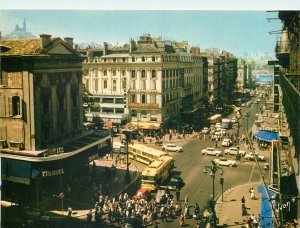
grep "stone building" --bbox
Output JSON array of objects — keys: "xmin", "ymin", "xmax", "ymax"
[
  {"xmin": 0, "ymin": 35, "xmax": 111, "ymax": 207},
  {"xmin": 82, "ymin": 34, "xmax": 208, "ymax": 130}
]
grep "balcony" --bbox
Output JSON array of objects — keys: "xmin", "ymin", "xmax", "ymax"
[{"xmin": 275, "ymin": 41, "xmax": 290, "ymax": 68}]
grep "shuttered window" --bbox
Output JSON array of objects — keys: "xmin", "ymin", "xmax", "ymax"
[{"xmin": 0, "ymin": 95, "xmax": 5, "ymax": 116}]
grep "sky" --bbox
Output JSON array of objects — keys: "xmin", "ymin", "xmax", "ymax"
[{"xmin": 0, "ymin": 0, "xmax": 298, "ymax": 57}]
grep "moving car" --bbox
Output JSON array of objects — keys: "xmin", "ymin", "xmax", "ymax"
[
  {"xmin": 201, "ymin": 147, "xmax": 222, "ymax": 156},
  {"xmin": 224, "ymin": 147, "xmax": 246, "ymax": 156},
  {"xmin": 162, "ymin": 143, "xmax": 183, "ymax": 152},
  {"xmin": 245, "ymin": 152, "xmax": 265, "ymax": 161},
  {"xmin": 221, "ymin": 138, "xmax": 232, "ymax": 147},
  {"xmin": 167, "ymin": 175, "xmax": 184, "ymax": 191},
  {"xmin": 134, "ymin": 188, "xmax": 151, "ymax": 201},
  {"xmin": 213, "ymin": 158, "xmax": 237, "ymax": 167},
  {"xmin": 201, "ymin": 127, "xmax": 210, "ymax": 134}
]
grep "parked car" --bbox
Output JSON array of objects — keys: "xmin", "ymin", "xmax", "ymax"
[
  {"xmin": 134, "ymin": 188, "xmax": 151, "ymax": 201},
  {"xmin": 201, "ymin": 127, "xmax": 210, "ymax": 134},
  {"xmin": 224, "ymin": 147, "xmax": 246, "ymax": 156},
  {"xmin": 167, "ymin": 175, "xmax": 184, "ymax": 191},
  {"xmin": 201, "ymin": 147, "xmax": 222, "ymax": 156},
  {"xmin": 245, "ymin": 152, "xmax": 265, "ymax": 161},
  {"xmin": 213, "ymin": 158, "xmax": 237, "ymax": 167},
  {"xmin": 215, "ymin": 123, "xmax": 222, "ymax": 128},
  {"xmin": 162, "ymin": 143, "xmax": 183, "ymax": 152},
  {"xmin": 221, "ymin": 138, "xmax": 232, "ymax": 147}
]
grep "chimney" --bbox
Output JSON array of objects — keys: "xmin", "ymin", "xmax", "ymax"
[
  {"xmin": 40, "ymin": 34, "xmax": 52, "ymax": 48},
  {"xmin": 64, "ymin": 37, "xmax": 74, "ymax": 48},
  {"xmin": 103, "ymin": 42, "xmax": 108, "ymax": 56},
  {"xmin": 130, "ymin": 39, "xmax": 136, "ymax": 53}
]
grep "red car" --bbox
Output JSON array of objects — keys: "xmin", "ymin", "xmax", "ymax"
[{"xmin": 134, "ymin": 188, "xmax": 150, "ymax": 200}]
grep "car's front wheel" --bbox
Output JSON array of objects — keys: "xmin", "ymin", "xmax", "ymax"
[{"xmin": 229, "ymin": 164, "xmax": 233, "ymax": 167}]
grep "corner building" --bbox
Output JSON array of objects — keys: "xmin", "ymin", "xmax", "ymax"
[{"xmin": 0, "ymin": 35, "xmax": 111, "ymax": 207}]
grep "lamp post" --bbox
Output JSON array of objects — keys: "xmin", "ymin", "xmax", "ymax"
[
  {"xmin": 204, "ymin": 161, "xmax": 224, "ymax": 228},
  {"xmin": 110, "ymin": 121, "xmax": 114, "ymax": 159},
  {"xmin": 245, "ymin": 112, "xmax": 250, "ymax": 133},
  {"xmin": 122, "ymin": 131, "xmax": 132, "ymax": 184}
]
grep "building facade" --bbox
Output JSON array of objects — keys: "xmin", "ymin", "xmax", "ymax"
[
  {"xmin": 82, "ymin": 34, "xmax": 208, "ymax": 130},
  {"xmin": 0, "ymin": 35, "xmax": 111, "ymax": 207}
]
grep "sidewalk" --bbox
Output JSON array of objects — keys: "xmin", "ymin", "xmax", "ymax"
[{"xmin": 215, "ymin": 182, "xmax": 262, "ymax": 227}]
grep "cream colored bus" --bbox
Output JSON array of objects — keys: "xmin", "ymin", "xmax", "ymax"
[
  {"xmin": 127, "ymin": 144, "xmax": 168, "ymax": 165},
  {"xmin": 141, "ymin": 156, "xmax": 174, "ymax": 191}
]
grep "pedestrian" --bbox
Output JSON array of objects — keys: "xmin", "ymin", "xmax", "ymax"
[
  {"xmin": 86, "ymin": 209, "xmax": 92, "ymax": 225},
  {"xmin": 249, "ymin": 187, "xmax": 256, "ymax": 199},
  {"xmin": 179, "ymin": 214, "xmax": 184, "ymax": 226},
  {"xmin": 176, "ymin": 190, "xmax": 180, "ymax": 202},
  {"xmin": 67, "ymin": 206, "xmax": 72, "ymax": 217},
  {"xmin": 241, "ymin": 196, "xmax": 247, "ymax": 216},
  {"xmin": 184, "ymin": 195, "xmax": 189, "ymax": 204},
  {"xmin": 215, "ymin": 141, "xmax": 218, "ymax": 148}
]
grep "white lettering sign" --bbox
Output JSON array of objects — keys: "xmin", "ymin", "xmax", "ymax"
[{"xmin": 42, "ymin": 169, "xmax": 65, "ymax": 177}]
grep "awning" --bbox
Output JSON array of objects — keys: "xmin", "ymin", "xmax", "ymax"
[
  {"xmin": 255, "ymin": 130, "xmax": 279, "ymax": 142},
  {"xmin": 129, "ymin": 121, "xmax": 160, "ymax": 130}
]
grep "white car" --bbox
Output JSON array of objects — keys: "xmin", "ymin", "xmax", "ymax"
[
  {"xmin": 215, "ymin": 123, "xmax": 222, "ymax": 128},
  {"xmin": 221, "ymin": 138, "xmax": 232, "ymax": 147},
  {"xmin": 201, "ymin": 127, "xmax": 210, "ymax": 134},
  {"xmin": 245, "ymin": 152, "xmax": 265, "ymax": 161},
  {"xmin": 231, "ymin": 117, "xmax": 237, "ymax": 123},
  {"xmin": 219, "ymin": 129, "xmax": 226, "ymax": 135},
  {"xmin": 201, "ymin": 147, "xmax": 222, "ymax": 156},
  {"xmin": 213, "ymin": 158, "xmax": 237, "ymax": 167},
  {"xmin": 162, "ymin": 143, "xmax": 183, "ymax": 152},
  {"xmin": 224, "ymin": 147, "xmax": 246, "ymax": 156}
]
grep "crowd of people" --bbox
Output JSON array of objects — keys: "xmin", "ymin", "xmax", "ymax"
[{"xmin": 82, "ymin": 188, "xmax": 208, "ymax": 227}]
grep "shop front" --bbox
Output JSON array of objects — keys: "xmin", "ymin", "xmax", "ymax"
[{"xmin": 1, "ymin": 133, "xmax": 112, "ymax": 208}]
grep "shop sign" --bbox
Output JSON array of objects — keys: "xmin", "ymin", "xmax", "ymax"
[
  {"xmin": 42, "ymin": 168, "xmax": 65, "ymax": 177},
  {"xmin": 128, "ymin": 103, "xmax": 159, "ymax": 109}
]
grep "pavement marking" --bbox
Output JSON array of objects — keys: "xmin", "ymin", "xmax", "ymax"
[{"xmin": 248, "ymin": 161, "xmax": 257, "ymax": 183}]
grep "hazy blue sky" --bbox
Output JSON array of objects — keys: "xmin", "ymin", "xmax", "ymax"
[{"xmin": 0, "ymin": 10, "xmax": 283, "ymax": 57}]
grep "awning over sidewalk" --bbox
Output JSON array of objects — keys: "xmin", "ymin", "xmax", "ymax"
[
  {"xmin": 258, "ymin": 184, "xmax": 274, "ymax": 228},
  {"xmin": 129, "ymin": 121, "xmax": 160, "ymax": 130},
  {"xmin": 255, "ymin": 130, "xmax": 279, "ymax": 142}
]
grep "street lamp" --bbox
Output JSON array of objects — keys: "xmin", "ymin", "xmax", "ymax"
[
  {"xmin": 122, "ymin": 131, "xmax": 133, "ymax": 184},
  {"xmin": 203, "ymin": 160, "xmax": 224, "ymax": 228},
  {"xmin": 245, "ymin": 112, "xmax": 250, "ymax": 133}
]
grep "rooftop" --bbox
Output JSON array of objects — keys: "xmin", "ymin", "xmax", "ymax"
[{"xmin": 0, "ymin": 38, "xmax": 43, "ymax": 56}]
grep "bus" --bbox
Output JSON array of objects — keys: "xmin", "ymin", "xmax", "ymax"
[
  {"xmin": 127, "ymin": 144, "xmax": 169, "ymax": 165},
  {"xmin": 208, "ymin": 114, "xmax": 222, "ymax": 124},
  {"xmin": 221, "ymin": 118, "xmax": 232, "ymax": 129},
  {"xmin": 141, "ymin": 156, "xmax": 174, "ymax": 191}
]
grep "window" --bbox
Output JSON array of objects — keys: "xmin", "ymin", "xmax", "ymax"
[
  {"xmin": 162, "ymin": 81, "xmax": 165, "ymax": 89},
  {"xmin": 142, "ymin": 56, "xmax": 145, "ymax": 62},
  {"xmin": 141, "ymin": 94, "xmax": 146, "ymax": 103},
  {"xmin": 151, "ymin": 94, "xmax": 156, "ymax": 103},
  {"xmin": 141, "ymin": 70, "xmax": 146, "ymax": 78},
  {"xmin": 104, "ymin": 80, "xmax": 107, "ymax": 89},
  {"xmin": 103, "ymin": 58, "xmax": 107, "ymax": 62},
  {"xmin": 131, "ymin": 70, "xmax": 136, "ymax": 78},
  {"xmin": 102, "ymin": 98, "xmax": 114, "ymax": 103},
  {"xmin": 116, "ymin": 98, "xmax": 123, "ymax": 104},
  {"xmin": 113, "ymin": 70, "xmax": 116, "ymax": 76},
  {"xmin": 151, "ymin": 70, "xmax": 156, "ymax": 78},
  {"xmin": 152, "ymin": 56, "xmax": 155, "ymax": 62},
  {"xmin": 131, "ymin": 94, "xmax": 136, "ymax": 103},
  {"xmin": 131, "ymin": 110, "xmax": 137, "ymax": 117},
  {"xmin": 122, "ymin": 57, "xmax": 126, "ymax": 62},
  {"xmin": 113, "ymin": 80, "xmax": 117, "ymax": 91},
  {"xmin": 102, "ymin": 107, "xmax": 114, "ymax": 113},
  {"xmin": 103, "ymin": 70, "xmax": 107, "ymax": 76},
  {"xmin": 115, "ymin": 108, "xmax": 124, "ymax": 114},
  {"xmin": 141, "ymin": 110, "xmax": 147, "ymax": 118},
  {"xmin": 113, "ymin": 58, "xmax": 116, "ymax": 62},
  {"xmin": 162, "ymin": 70, "xmax": 165, "ymax": 78},
  {"xmin": 122, "ymin": 70, "xmax": 126, "ymax": 76},
  {"xmin": 22, "ymin": 100, "xmax": 27, "ymax": 122},
  {"xmin": 132, "ymin": 57, "xmax": 135, "ymax": 62},
  {"xmin": 10, "ymin": 96, "xmax": 20, "ymax": 116}
]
